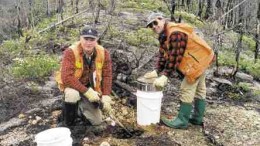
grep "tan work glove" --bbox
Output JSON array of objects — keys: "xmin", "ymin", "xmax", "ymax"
[
  {"xmin": 83, "ymin": 88, "xmax": 100, "ymax": 102},
  {"xmin": 101, "ymin": 95, "xmax": 112, "ymax": 113},
  {"xmin": 144, "ymin": 70, "xmax": 158, "ymax": 79},
  {"xmin": 153, "ymin": 75, "xmax": 168, "ymax": 90}
]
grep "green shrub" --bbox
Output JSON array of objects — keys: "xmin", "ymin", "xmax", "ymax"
[
  {"xmin": 218, "ymin": 50, "xmax": 260, "ymax": 78},
  {"xmin": 107, "ymin": 26, "xmax": 121, "ymax": 38},
  {"xmin": 119, "ymin": 0, "xmax": 166, "ymax": 12},
  {"xmin": 1, "ymin": 40, "xmax": 22, "ymax": 53},
  {"xmin": 253, "ymin": 90, "xmax": 260, "ymax": 97},
  {"xmin": 36, "ymin": 16, "xmax": 57, "ymax": 30},
  {"xmin": 175, "ymin": 11, "xmax": 204, "ymax": 27},
  {"xmin": 242, "ymin": 35, "xmax": 256, "ymax": 51},
  {"xmin": 218, "ymin": 51, "xmax": 236, "ymax": 66},
  {"xmin": 237, "ymin": 82, "xmax": 251, "ymax": 92},
  {"xmin": 11, "ymin": 54, "xmax": 59, "ymax": 80},
  {"xmin": 125, "ymin": 28, "xmax": 157, "ymax": 46}
]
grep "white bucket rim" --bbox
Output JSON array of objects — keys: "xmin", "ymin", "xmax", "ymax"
[
  {"xmin": 136, "ymin": 90, "xmax": 163, "ymax": 99},
  {"xmin": 35, "ymin": 127, "xmax": 71, "ymax": 143}
]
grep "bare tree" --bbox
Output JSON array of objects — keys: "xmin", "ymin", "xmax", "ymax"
[
  {"xmin": 162, "ymin": 0, "xmax": 178, "ymax": 22},
  {"xmin": 16, "ymin": 0, "xmax": 23, "ymax": 37},
  {"xmin": 56, "ymin": 0, "xmax": 64, "ymax": 22},
  {"xmin": 213, "ymin": 28, "xmax": 222, "ymax": 75},
  {"xmin": 214, "ymin": 0, "xmax": 223, "ymax": 20},
  {"xmin": 107, "ymin": 0, "xmax": 116, "ymax": 15},
  {"xmin": 46, "ymin": 0, "xmax": 51, "ymax": 16},
  {"xmin": 224, "ymin": 0, "xmax": 233, "ymax": 29},
  {"xmin": 198, "ymin": 0, "xmax": 205, "ymax": 18},
  {"xmin": 28, "ymin": 0, "xmax": 35, "ymax": 28},
  {"xmin": 75, "ymin": 0, "xmax": 79, "ymax": 14},
  {"xmin": 255, "ymin": 2, "xmax": 260, "ymax": 63},
  {"xmin": 204, "ymin": 0, "xmax": 213, "ymax": 19},
  {"xmin": 186, "ymin": 0, "xmax": 191, "ymax": 11},
  {"xmin": 171, "ymin": 0, "xmax": 176, "ymax": 21},
  {"xmin": 89, "ymin": 0, "xmax": 102, "ymax": 24},
  {"xmin": 233, "ymin": 0, "xmax": 245, "ymax": 77}
]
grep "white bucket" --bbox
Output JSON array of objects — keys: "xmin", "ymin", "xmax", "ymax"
[
  {"xmin": 35, "ymin": 127, "xmax": 73, "ymax": 146},
  {"xmin": 136, "ymin": 90, "xmax": 163, "ymax": 125}
]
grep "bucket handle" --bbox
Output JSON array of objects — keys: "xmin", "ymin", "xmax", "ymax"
[{"xmin": 139, "ymin": 100, "xmax": 160, "ymax": 111}]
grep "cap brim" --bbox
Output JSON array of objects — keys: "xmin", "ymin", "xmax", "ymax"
[
  {"xmin": 146, "ymin": 19, "xmax": 156, "ymax": 27},
  {"xmin": 81, "ymin": 35, "xmax": 98, "ymax": 39}
]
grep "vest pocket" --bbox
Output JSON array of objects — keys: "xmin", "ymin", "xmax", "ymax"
[{"xmin": 179, "ymin": 53, "xmax": 201, "ymax": 76}]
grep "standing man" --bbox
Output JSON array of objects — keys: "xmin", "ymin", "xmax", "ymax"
[
  {"xmin": 55, "ymin": 27, "xmax": 113, "ymax": 127},
  {"xmin": 144, "ymin": 13, "xmax": 214, "ymax": 129}
]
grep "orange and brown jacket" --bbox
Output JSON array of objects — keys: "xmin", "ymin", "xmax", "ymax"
[
  {"xmin": 55, "ymin": 42, "xmax": 112, "ymax": 95},
  {"xmin": 157, "ymin": 22, "xmax": 214, "ymax": 83}
]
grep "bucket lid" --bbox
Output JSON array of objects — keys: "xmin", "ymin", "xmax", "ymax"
[{"xmin": 35, "ymin": 127, "xmax": 71, "ymax": 143}]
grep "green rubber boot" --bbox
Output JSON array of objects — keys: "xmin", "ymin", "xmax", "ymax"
[
  {"xmin": 161, "ymin": 102, "xmax": 192, "ymax": 129},
  {"xmin": 189, "ymin": 98, "xmax": 205, "ymax": 125}
]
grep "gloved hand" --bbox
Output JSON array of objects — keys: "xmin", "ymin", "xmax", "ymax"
[
  {"xmin": 144, "ymin": 70, "xmax": 158, "ymax": 79},
  {"xmin": 101, "ymin": 95, "xmax": 112, "ymax": 113},
  {"xmin": 153, "ymin": 75, "xmax": 168, "ymax": 90},
  {"xmin": 84, "ymin": 88, "xmax": 100, "ymax": 102}
]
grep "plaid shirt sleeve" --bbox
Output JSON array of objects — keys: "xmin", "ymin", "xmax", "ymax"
[
  {"xmin": 61, "ymin": 49, "xmax": 88, "ymax": 93},
  {"xmin": 101, "ymin": 49, "xmax": 112, "ymax": 95},
  {"xmin": 156, "ymin": 47, "xmax": 166, "ymax": 74},
  {"xmin": 156, "ymin": 31, "xmax": 188, "ymax": 77}
]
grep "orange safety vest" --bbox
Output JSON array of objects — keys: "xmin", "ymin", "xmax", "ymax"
[
  {"xmin": 165, "ymin": 23, "xmax": 214, "ymax": 83},
  {"xmin": 55, "ymin": 42, "xmax": 105, "ymax": 93}
]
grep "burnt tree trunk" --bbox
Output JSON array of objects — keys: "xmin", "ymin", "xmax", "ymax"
[
  {"xmin": 46, "ymin": 0, "xmax": 51, "ymax": 16},
  {"xmin": 108, "ymin": 0, "xmax": 116, "ymax": 15},
  {"xmin": 171, "ymin": 0, "xmax": 176, "ymax": 21},
  {"xmin": 213, "ymin": 29, "xmax": 221, "ymax": 75},
  {"xmin": 233, "ymin": 1, "xmax": 244, "ymax": 77},
  {"xmin": 28, "ymin": 0, "xmax": 35, "ymax": 28},
  {"xmin": 256, "ymin": 25, "xmax": 259, "ymax": 63},
  {"xmin": 95, "ymin": 0, "xmax": 101, "ymax": 24},
  {"xmin": 255, "ymin": 2, "xmax": 260, "ymax": 63},
  {"xmin": 56, "ymin": 0, "xmax": 64, "ymax": 21},
  {"xmin": 186, "ymin": 0, "xmax": 191, "ymax": 11},
  {"xmin": 75, "ymin": 0, "xmax": 79, "ymax": 14},
  {"xmin": 198, "ymin": 0, "xmax": 204, "ymax": 18},
  {"xmin": 16, "ymin": 0, "xmax": 23, "ymax": 37},
  {"xmin": 204, "ymin": 0, "xmax": 213, "ymax": 19},
  {"xmin": 224, "ymin": 0, "xmax": 233, "ymax": 29},
  {"xmin": 215, "ymin": 0, "xmax": 223, "ymax": 20}
]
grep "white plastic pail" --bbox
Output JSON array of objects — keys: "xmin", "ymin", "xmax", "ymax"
[
  {"xmin": 35, "ymin": 127, "xmax": 73, "ymax": 146},
  {"xmin": 136, "ymin": 90, "xmax": 163, "ymax": 125}
]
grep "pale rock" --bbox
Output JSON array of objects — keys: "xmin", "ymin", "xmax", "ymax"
[
  {"xmin": 18, "ymin": 114, "xmax": 25, "ymax": 119},
  {"xmin": 111, "ymin": 121, "xmax": 116, "ymax": 126},
  {"xmin": 32, "ymin": 120, "xmax": 38, "ymax": 125},
  {"xmin": 236, "ymin": 72, "xmax": 253, "ymax": 82},
  {"xmin": 122, "ymin": 107, "xmax": 128, "ymax": 116},
  {"xmin": 213, "ymin": 78, "xmax": 232, "ymax": 86},
  {"xmin": 35, "ymin": 116, "xmax": 42, "ymax": 121},
  {"xmin": 100, "ymin": 141, "xmax": 110, "ymax": 146},
  {"xmin": 83, "ymin": 137, "xmax": 90, "ymax": 142}
]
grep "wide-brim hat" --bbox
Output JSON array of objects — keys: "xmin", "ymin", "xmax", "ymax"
[{"xmin": 146, "ymin": 12, "xmax": 164, "ymax": 27}]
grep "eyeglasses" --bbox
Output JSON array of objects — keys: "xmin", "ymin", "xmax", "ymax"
[
  {"xmin": 83, "ymin": 37, "xmax": 96, "ymax": 41},
  {"xmin": 148, "ymin": 20, "xmax": 158, "ymax": 28}
]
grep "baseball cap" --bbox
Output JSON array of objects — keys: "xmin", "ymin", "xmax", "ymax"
[
  {"xmin": 80, "ymin": 27, "xmax": 98, "ymax": 39},
  {"xmin": 146, "ymin": 12, "xmax": 164, "ymax": 27}
]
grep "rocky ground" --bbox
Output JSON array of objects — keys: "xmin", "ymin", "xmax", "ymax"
[
  {"xmin": 0, "ymin": 8, "xmax": 260, "ymax": 146},
  {"xmin": 0, "ymin": 65, "xmax": 259, "ymax": 146}
]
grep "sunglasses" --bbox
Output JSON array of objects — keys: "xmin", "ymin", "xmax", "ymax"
[{"xmin": 148, "ymin": 20, "xmax": 158, "ymax": 28}]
